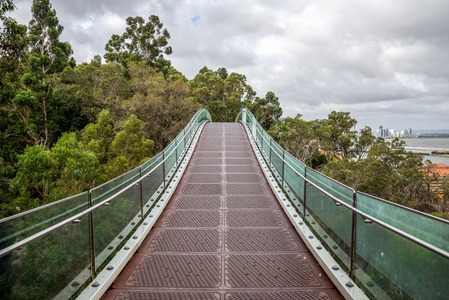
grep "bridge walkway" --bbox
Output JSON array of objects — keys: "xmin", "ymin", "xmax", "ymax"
[{"xmin": 102, "ymin": 123, "xmax": 343, "ymax": 300}]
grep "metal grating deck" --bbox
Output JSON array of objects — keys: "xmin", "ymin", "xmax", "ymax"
[{"xmin": 102, "ymin": 123, "xmax": 343, "ymax": 300}]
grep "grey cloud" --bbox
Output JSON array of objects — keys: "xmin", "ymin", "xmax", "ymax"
[{"xmin": 8, "ymin": 0, "xmax": 449, "ymax": 129}]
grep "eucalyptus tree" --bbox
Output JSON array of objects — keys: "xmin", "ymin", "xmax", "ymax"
[
  {"xmin": 250, "ymin": 91, "xmax": 283, "ymax": 129},
  {"xmin": 0, "ymin": 0, "xmax": 14, "ymax": 20},
  {"xmin": 28, "ymin": 0, "xmax": 74, "ymax": 76},
  {"xmin": 322, "ymin": 111, "xmax": 358, "ymax": 160},
  {"xmin": 190, "ymin": 67, "xmax": 256, "ymax": 122},
  {"xmin": 104, "ymin": 15, "xmax": 172, "ymax": 67},
  {"xmin": 6, "ymin": 0, "xmax": 75, "ymax": 149}
]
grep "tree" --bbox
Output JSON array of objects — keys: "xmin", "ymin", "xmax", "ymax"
[
  {"xmin": 0, "ymin": 16, "xmax": 29, "ymax": 157},
  {"xmin": 323, "ymin": 138, "xmax": 428, "ymax": 210},
  {"xmin": 353, "ymin": 126, "xmax": 375, "ymax": 161},
  {"xmin": 110, "ymin": 114, "xmax": 154, "ymax": 167},
  {"xmin": 250, "ymin": 91, "xmax": 283, "ymax": 129},
  {"xmin": 80, "ymin": 110, "xmax": 115, "ymax": 164},
  {"xmin": 28, "ymin": 0, "xmax": 75, "ymax": 76},
  {"xmin": 322, "ymin": 111, "xmax": 357, "ymax": 160},
  {"xmin": 268, "ymin": 115, "xmax": 326, "ymax": 168},
  {"xmin": 123, "ymin": 62, "xmax": 200, "ymax": 150},
  {"xmin": 81, "ymin": 109, "xmax": 155, "ymax": 179},
  {"xmin": 104, "ymin": 15, "xmax": 172, "ymax": 66},
  {"xmin": 4, "ymin": 0, "xmax": 76, "ymax": 149},
  {"xmin": 190, "ymin": 67, "xmax": 255, "ymax": 122},
  {"xmin": 440, "ymin": 178, "xmax": 449, "ymax": 215},
  {"xmin": 0, "ymin": 0, "xmax": 15, "ymax": 21},
  {"xmin": 9, "ymin": 132, "xmax": 100, "ymax": 209}
]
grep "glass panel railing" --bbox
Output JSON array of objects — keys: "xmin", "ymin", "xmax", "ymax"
[
  {"xmin": 355, "ymin": 213, "xmax": 449, "ymax": 300},
  {"xmin": 357, "ymin": 192, "xmax": 449, "ymax": 253},
  {"xmin": 305, "ymin": 180, "xmax": 352, "ymax": 269},
  {"xmin": 91, "ymin": 168, "xmax": 140, "ymax": 206},
  {"xmin": 142, "ymin": 152, "xmax": 162, "ymax": 173},
  {"xmin": 0, "ymin": 108, "xmax": 212, "ymax": 300},
  {"xmin": 284, "ymin": 164, "xmax": 304, "ymax": 206},
  {"xmin": 285, "ymin": 152, "xmax": 305, "ymax": 175},
  {"xmin": 307, "ymin": 168, "xmax": 354, "ymax": 205},
  {"xmin": 271, "ymin": 141, "xmax": 284, "ymax": 180},
  {"xmin": 237, "ymin": 107, "xmax": 449, "ymax": 299},
  {"xmin": 0, "ymin": 192, "xmax": 89, "ymax": 251},
  {"xmin": 142, "ymin": 163, "xmax": 164, "ymax": 213},
  {"xmin": 0, "ymin": 216, "xmax": 90, "ymax": 300},
  {"xmin": 93, "ymin": 183, "xmax": 141, "ymax": 270}
]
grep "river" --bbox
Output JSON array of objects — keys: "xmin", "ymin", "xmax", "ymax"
[{"xmin": 400, "ymin": 138, "xmax": 449, "ymax": 165}]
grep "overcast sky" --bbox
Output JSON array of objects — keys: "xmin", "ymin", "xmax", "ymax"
[{"xmin": 9, "ymin": 0, "xmax": 449, "ymax": 130}]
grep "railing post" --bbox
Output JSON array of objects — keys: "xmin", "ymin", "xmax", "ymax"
[
  {"xmin": 282, "ymin": 150, "xmax": 285, "ymax": 188},
  {"xmin": 183, "ymin": 128, "xmax": 187, "ymax": 151},
  {"xmin": 88, "ymin": 190, "xmax": 96, "ymax": 280},
  {"xmin": 162, "ymin": 151, "xmax": 166, "ymax": 190},
  {"xmin": 269, "ymin": 139, "xmax": 273, "ymax": 167},
  {"xmin": 252, "ymin": 119, "xmax": 256, "ymax": 139},
  {"xmin": 139, "ymin": 167, "xmax": 144, "ymax": 223},
  {"xmin": 303, "ymin": 168, "xmax": 307, "ymax": 219},
  {"xmin": 175, "ymin": 138, "xmax": 179, "ymax": 167},
  {"xmin": 350, "ymin": 191, "xmax": 357, "ymax": 280}
]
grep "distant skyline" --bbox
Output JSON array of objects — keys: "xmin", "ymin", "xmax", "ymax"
[{"xmin": 8, "ymin": 0, "xmax": 449, "ymax": 130}]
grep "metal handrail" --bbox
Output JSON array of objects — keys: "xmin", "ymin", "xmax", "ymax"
[
  {"xmin": 0, "ymin": 192, "xmax": 88, "ymax": 224},
  {"xmin": 0, "ymin": 109, "xmax": 208, "ymax": 224},
  {"xmin": 238, "ymin": 109, "xmax": 449, "ymax": 261},
  {"xmin": 0, "ymin": 109, "xmax": 210, "ymax": 258},
  {"xmin": 250, "ymin": 116, "xmax": 356, "ymax": 193},
  {"xmin": 357, "ymin": 191, "xmax": 449, "ymax": 225}
]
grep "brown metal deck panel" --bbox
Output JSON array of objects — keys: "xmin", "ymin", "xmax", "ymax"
[{"xmin": 102, "ymin": 123, "xmax": 343, "ymax": 300}]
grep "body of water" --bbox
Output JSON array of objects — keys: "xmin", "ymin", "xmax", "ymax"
[{"xmin": 400, "ymin": 138, "xmax": 449, "ymax": 165}]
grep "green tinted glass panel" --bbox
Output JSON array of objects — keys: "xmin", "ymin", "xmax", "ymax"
[
  {"xmin": 284, "ymin": 152, "xmax": 305, "ymax": 176},
  {"xmin": 91, "ymin": 167, "xmax": 140, "ymax": 205},
  {"xmin": 305, "ymin": 183, "xmax": 352, "ymax": 268},
  {"xmin": 0, "ymin": 217, "xmax": 90, "ymax": 300},
  {"xmin": 163, "ymin": 142, "xmax": 176, "ymax": 159},
  {"xmin": 0, "ymin": 192, "xmax": 88, "ymax": 251},
  {"xmin": 307, "ymin": 168, "xmax": 353, "ymax": 205},
  {"xmin": 357, "ymin": 193, "xmax": 449, "ymax": 252},
  {"xmin": 284, "ymin": 164, "xmax": 305, "ymax": 213},
  {"xmin": 355, "ymin": 214, "xmax": 449, "ymax": 300},
  {"xmin": 270, "ymin": 142, "xmax": 283, "ymax": 176},
  {"xmin": 141, "ymin": 152, "xmax": 162, "ymax": 172},
  {"xmin": 142, "ymin": 155, "xmax": 162, "ymax": 176},
  {"xmin": 142, "ymin": 164, "xmax": 164, "ymax": 215},
  {"xmin": 93, "ymin": 184, "xmax": 141, "ymax": 270}
]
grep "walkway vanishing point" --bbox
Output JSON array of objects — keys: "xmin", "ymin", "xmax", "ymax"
[{"xmin": 102, "ymin": 123, "xmax": 343, "ymax": 300}]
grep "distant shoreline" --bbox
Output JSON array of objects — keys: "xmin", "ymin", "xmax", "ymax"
[
  {"xmin": 385, "ymin": 134, "xmax": 449, "ymax": 139},
  {"xmin": 405, "ymin": 147, "xmax": 449, "ymax": 156}
]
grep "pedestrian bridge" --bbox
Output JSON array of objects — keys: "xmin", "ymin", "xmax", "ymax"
[{"xmin": 1, "ymin": 109, "xmax": 448, "ymax": 300}]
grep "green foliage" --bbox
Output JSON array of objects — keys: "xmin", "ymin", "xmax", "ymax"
[
  {"xmin": 323, "ymin": 138, "xmax": 429, "ymax": 210},
  {"xmin": 249, "ymin": 91, "xmax": 283, "ymax": 129},
  {"xmin": 53, "ymin": 61, "xmax": 131, "ymax": 126},
  {"xmin": 0, "ymin": 0, "xmax": 15, "ymax": 21},
  {"xmin": 0, "ymin": 16, "xmax": 29, "ymax": 159},
  {"xmin": 9, "ymin": 133, "xmax": 100, "ymax": 211},
  {"xmin": 190, "ymin": 67, "xmax": 256, "ymax": 122},
  {"xmin": 123, "ymin": 62, "xmax": 200, "ymax": 150},
  {"xmin": 81, "ymin": 110, "xmax": 155, "ymax": 179},
  {"xmin": 322, "ymin": 111, "xmax": 357, "ymax": 160},
  {"xmin": 104, "ymin": 15, "xmax": 172, "ymax": 66},
  {"xmin": 110, "ymin": 114, "xmax": 154, "ymax": 167},
  {"xmin": 268, "ymin": 114, "xmax": 326, "ymax": 168},
  {"xmin": 28, "ymin": 0, "xmax": 74, "ymax": 75}
]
